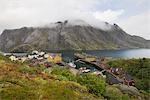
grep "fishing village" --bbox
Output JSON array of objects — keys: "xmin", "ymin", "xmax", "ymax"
[
  {"xmin": 0, "ymin": 0, "xmax": 150, "ymax": 99},
  {"xmin": 1, "ymin": 50, "xmax": 148, "ymax": 99},
  {"xmin": 4, "ymin": 50, "xmax": 135, "ymax": 87}
]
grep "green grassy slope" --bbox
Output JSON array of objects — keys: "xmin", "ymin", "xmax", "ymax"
[
  {"xmin": 0, "ymin": 55, "xmax": 148, "ymax": 100},
  {"xmin": 108, "ymin": 58, "xmax": 150, "ymax": 100}
]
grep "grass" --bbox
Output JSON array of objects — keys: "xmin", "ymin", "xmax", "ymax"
[
  {"xmin": 0, "ymin": 55, "xmax": 102, "ymax": 100},
  {"xmin": 0, "ymin": 54, "xmax": 148, "ymax": 100}
]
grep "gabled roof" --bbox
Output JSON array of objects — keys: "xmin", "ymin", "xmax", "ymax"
[{"xmin": 107, "ymin": 74, "xmax": 122, "ymax": 84}]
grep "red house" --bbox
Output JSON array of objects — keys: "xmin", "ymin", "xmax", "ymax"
[{"xmin": 123, "ymin": 74, "xmax": 135, "ymax": 86}]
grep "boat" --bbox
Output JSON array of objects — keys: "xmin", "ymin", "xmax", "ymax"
[
  {"xmin": 68, "ymin": 62, "xmax": 76, "ymax": 68},
  {"xmin": 82, "ymin": 69, "xmax": 91, "ymax": 73}
]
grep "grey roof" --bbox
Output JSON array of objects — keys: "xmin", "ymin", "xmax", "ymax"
[
  {"xmin": 107, "ymin": 74, "xmax": 122, "ymax": 84},
  {"xmin": 124, "ymin": 74, "xmax": 133, "ymax": 81}
]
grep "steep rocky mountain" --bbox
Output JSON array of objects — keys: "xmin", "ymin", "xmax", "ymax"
[{"xmin": 0, "ymin": 20, "xmax": 150, "ymax": 52}]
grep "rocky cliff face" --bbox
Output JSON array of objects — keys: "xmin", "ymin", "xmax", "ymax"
[{"xmin": 0, "ymin": 20, "xmax": 150, "ymax": 52}]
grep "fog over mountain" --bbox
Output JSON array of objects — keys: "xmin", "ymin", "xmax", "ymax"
[
  {"xmin": 0, "ymin": 20, "xmax": 149, "ymax": 52},
  {"xmin": 0, "ymin": 0, "xmax": 149, "ymax": 39}
]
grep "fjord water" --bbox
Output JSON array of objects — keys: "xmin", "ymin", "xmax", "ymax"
[
  {"xmin": 4, "ymin": 49, "xmax": 150, "ymax": 61},
  {"xmin": 49, "ymin": 49, "xmax": 150, "ymax": 61},
  {"xmin": 83, "ymin": 49, "xmax": 150, "ymax": 58}
]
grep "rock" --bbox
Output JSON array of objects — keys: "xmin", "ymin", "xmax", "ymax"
[{"xmin": 0, "ymin": 20, "xmax": 149, "ymax": 52}]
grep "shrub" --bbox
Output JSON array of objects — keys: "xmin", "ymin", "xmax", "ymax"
[
  {"xmin": 19, "ymin": 65, "xmax": 38, "ymax": 75},
  {"xmin": 104, "ymin": 86, "xmax": 130, "ymax": 100},
  {"xmin": 108, "ymin": 58, "xmax": 150, "ymax": 93},
  {"xmin": 76, "ymin": 74, "xmax": 106, "ymax": 96},
  {"xmin": 51, "ymin": 66, "xmax": 76, "ymax": 81}
]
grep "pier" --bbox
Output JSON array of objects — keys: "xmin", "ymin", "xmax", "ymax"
[{"xmin": 74, "ymin": 53, "xmax": 124, "ymax": 84}]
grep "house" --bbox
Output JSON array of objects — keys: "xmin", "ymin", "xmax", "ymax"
[
  {"xmin": 123, "ymin": 74, "xmax": 135, "ymax": 86},
  {"xmin": 85, "ymin": 57, "xmax": 96, "ymax": 62},
  {"xmin": 37, "ymin": 57, "xmax": 44, "ymax": 60},
  {"xmin": 20, "ymin": 57, "xmax": 27, "ymax": 63},
  {"xmin": 110, "ymin": 67, "xmax": 122, "ymax": 75},
  {"xmin": 47, "ymin": 54, "xmax": 62, "ymax": 64},
  {"xmin": 9, "ymin": 55, "xmax": 18, "ymax": 61},
  {"xmin": 32, "ymin": 50, "xmax": 38, "ymax": 55},
  {"xmin": 38, "ymin": 52, "xmax": 45, "ymax": 56},
  {"xmin": 44, "ymin": 54, "xmax": 49, "ymax": 58},
  {"xmin": 44, "ymin": 62, "xmax": 52, "ymax": 68},
  {"xmin": 28, "ymin": 55, "xmax": 34, "ymax": 59}
]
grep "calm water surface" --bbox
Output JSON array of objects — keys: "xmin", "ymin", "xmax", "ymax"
[
  {"xmin": 4, "ymin": 49, "xmax": 150, "ymax": 61},
  {"xmin": 48, "ymin": 49, "xmax": 150, "ymax": 61},
  {"xmin": 84, "ymin": 49, "xmax": 150, "ymax": 58}
]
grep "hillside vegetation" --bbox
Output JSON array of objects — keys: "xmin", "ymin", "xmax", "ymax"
[
  {"xmin": 0, "ymin": 54, "xmax": 149, "ymax": 100},
  {"xmin": 108, "ymin": 58, "xmax": 150, "ymax": 94}
]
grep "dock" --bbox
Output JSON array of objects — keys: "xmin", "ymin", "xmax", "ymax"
[{"xmin": 74, "ymin": 53, "xmax": 124, "ymax": 83}]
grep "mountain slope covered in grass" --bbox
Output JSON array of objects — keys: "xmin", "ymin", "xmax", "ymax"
[
  {"xmin": 0, "ymin": 54, "xmax": 149, "ymax": 100},
  {"xmin": 0, "ymin": 55, "xmax": 100, "ymax": 100}
]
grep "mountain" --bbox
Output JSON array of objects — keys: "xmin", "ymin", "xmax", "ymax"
[{"xmin": 0, "ymin": 20, "xmax": 150, "ymax": 52}]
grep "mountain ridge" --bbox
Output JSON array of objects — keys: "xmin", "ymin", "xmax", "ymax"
[{"xmin": 0, "ymin": 20, "xmax": 150, "ymax": 52}]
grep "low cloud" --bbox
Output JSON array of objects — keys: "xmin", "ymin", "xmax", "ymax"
[
  {"xmin": 0, "ymin": 0, "xmax": 99, "ymax": 32},
  {"xmin": 0, "ymin": 0, "xmax": 149, "ymax": 39},
  {"xmin": 118, "ymin": 11, "xmax": 150, "ymax": 40},
  {"xmin": 93, "ymin": 9, "xmax": 124, "ymax": 22}
]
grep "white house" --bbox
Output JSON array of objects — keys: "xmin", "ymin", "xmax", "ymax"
[
  {"xmin": 9, "ymin": 56, "xmax": 18, "ymax": 61},
  {"xmin": 44, "ymin": 54, "xmax": 49, "ymax": 58},
  {"xmin": 38, "ymin": 52, "xmax": 45, "ymax": 56},
  {"xmin": 32, "ymin": 50, "xmax": 38, "ymax": 54}
]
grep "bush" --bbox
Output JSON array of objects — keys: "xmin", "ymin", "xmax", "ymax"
[
  {"xmin": 108, "ymin": 58, "xmax": 150, "ymax": 93},
  {"xmin": 0, "ymin": 77, "xmax": 39, "ymax": 100},
  {"xmin": 51, "ymin": 66, "xmax": 76, "ymax": 81},
  {"xmin": 76, "ymin": 74, "xmax": 106, "ymax": 96},
  {"xmin": 104, "ymin": 86, "xmax": 130, "ymax": 100},
  {"xmin": 38, "ymin": 80, "xmax": 99, "ymax": 100}
]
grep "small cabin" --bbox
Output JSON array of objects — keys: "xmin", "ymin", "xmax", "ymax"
[
  {"xmin": 9, "ymin": 55, "xmax": 18, "ymax": 61},
  {"xmin": 32, "ymin": 50, "xmax": 39, "ymax": 55},
  {"xmin": 110, "ymin": 67, "xmax": 122, "ymax": 75},
  {"xmin": 44, "ymin": 62, "xmax": 52, "ymax": 68},
  {"xmin": 47, "ymin": 54, "xmax": 62, "ymax": 64},
  {"xmin": 85, "ymin": 57, "xmax": 96, "ymax": 62}
]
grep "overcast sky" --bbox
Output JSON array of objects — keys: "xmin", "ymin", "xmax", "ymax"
[{"xmin": 0, "ymin": 0, "xmax": 150, "ymax": 39}]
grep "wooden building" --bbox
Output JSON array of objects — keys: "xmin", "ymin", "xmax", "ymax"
[
  {"xmin": 47, "ymin": 54, "xmax": 62, "ymax": 64},
  {"xmin": 123, "ymin": 74, "xmax": 135, "ymax": 86}
]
